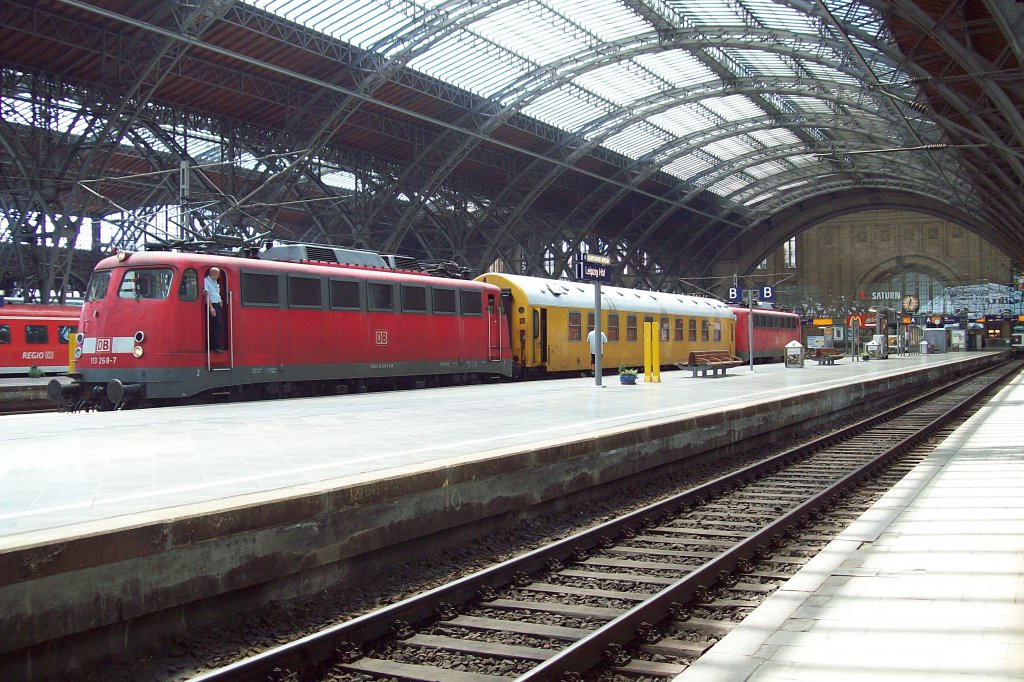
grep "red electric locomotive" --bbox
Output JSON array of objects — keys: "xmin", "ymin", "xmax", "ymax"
[
  {"xmin": 0, "ymin": 302, "xmax": 80, "ymax": 376},
  {"xmin": 731, "ymin": 306, "xmax": 801, "ymax": 363},
  {"xmin": 50, "ymin": 244, "xmax": 512, "ymax": 409}
]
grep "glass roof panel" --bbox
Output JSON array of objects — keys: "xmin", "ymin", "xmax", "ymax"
[
  {"xmin": 603, "ymin": 125, "xmax": 665, "ymax": 159},
  {"xmin": 575, "ymin": 62, "xmax": 665, "ymax": 108},
  {"xmin": 702, "ymin": 95, "xmax": 764, "ymax": 123},
  {"xmin": 247, "ymin": 0, "xmax": 932, "ymax": 211},
  {"xmin": 634, "ymin": 50, "xmax": 718, "ymax": 89}
]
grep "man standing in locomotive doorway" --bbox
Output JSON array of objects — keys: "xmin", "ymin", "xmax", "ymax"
[{"xmin": 205, "ymin": 267, "xmax": 225, "ymax": 352}]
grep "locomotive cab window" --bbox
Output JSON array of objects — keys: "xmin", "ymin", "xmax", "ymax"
[
  {"xmin": 58, "ymin": 325, "xmax": 76, "ymax": 344},
  {"xmin": 179, "ymin": 269, "xmax": 199, "ymax": 301},
  {"xmin": 367, "ymin": 282, "xmax": 394, "ymax": 311},
  {"xmin": 288, "ymin": 276, "xmax": 322, "ymax": 308},
  {"xmin": 432, "ymin": 288, "xmax": 457, "ymax": 314},
  {"xmin": 85, "ymin": 271, "xmax": 111, "ymax": 301},
  {"xmin": 241, "ymin": 272, "xmax": 280, "ymax": 306},
  {"xmin": 401, "ymin": 285, "xmax": 428, "ymax": 313},
  {"xmin": 118, "ymin": 268, "xmax": 173, "ymax": 300},
  {"xmin": 0, "ymin": 324, "xmax": 9, "ymax": 344},
  {"xmin": 459, "ymin": 290, "xmax": 482, "ymax": 316},
  {"xmin": 25, "ymin": 325, "xmax": 48, "ymax": 344}
]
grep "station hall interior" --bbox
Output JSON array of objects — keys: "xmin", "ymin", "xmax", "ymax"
[{"xmin": 0, "ymin": 0, "xmax": 1021, "ymax": 336}]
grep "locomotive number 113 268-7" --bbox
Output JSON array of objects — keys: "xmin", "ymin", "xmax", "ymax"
[{"xmin": 89, "ymin": 356, "xmax": 118, "ymax": 366}]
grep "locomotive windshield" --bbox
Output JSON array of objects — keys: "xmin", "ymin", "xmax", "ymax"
[
  {"xmin": 85, "ymin": 271, "xmax": 111, "ymax": 302},
  {"xmin": 118, "ymin": 268, "xmax": 174, "ymax": 300}
]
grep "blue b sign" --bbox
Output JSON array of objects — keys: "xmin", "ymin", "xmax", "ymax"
[{"xmin": 727, "ymin": 286, "xmax": 774, "ymax": 303}]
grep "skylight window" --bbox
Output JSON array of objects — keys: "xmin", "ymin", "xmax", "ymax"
[{"xmin": 246, "ymin": 0, "xmax": 932, "ymax": 214}]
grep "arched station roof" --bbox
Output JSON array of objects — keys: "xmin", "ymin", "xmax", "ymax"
[{"xmin": 0, "ymin": 0, "xmax": 1020, "ymax": 296}]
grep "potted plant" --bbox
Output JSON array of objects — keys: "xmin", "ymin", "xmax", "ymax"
[{"xmin": 618, "ymin": 363, "xmax": 639, "ymax": 385}]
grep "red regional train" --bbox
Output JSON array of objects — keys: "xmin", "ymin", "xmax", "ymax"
[
  {"xmin": 0, "ymin": 302, "xmax": 80, "ymax": 376},
  {"xmin": 49, "ymin": 244, "xmax": 512, "ymax": 410},
  {"xmin": 731, "ymin": 306, "xmax": 801, "ymax": 363}
]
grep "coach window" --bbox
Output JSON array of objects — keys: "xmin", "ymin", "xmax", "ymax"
[
  {"xmin": 178, "ymin": 269, "xmax": 199, "ymax": 301},
  {"xmin": 432, "ymin": 288, "xmax": 456, "ymax": 314},
  {"xmin": 288, "ymin": 276, "xmax": 322, "ymax": 308},
  {"xmin": 25, "ymin": 325, "xmax": 48, "ymax": 345},
  {"xmin": 367, "ymin": 282, "xmax": 394, "ymax": 311},
  {"xmin": 0, "ymin": 324, "xmax": 9, "ymax": 344},
  {"xmin": 568, "ymin": 311, "xmax": 582, "ymax": 341},
  {"xmin": 459, "ymin": 290, "xmax": 482, "ymax": 316},
  {"xmin": 607, "ymin": 314, "xmax": 620, "ymax": 341},
  {"xmin": 714, "ymin": 320, "xmax": 722, "ymax": 342},
  {"xmin": 688, "ymin": 318, "xmax": 697, "ymax": 342},
  {"xmin": 701, "ymin": 319, "xmax": 710, "ymax": 342},
  {"xmin": 626, "ymin": 315, "xmax": 638, "ymax": 341},
  {"xmin": 85, "ymin": 271, "xmax": 111, "ymax": 301},
  {"xmin": 240, "ymin": 272, "xmax": 280, "ymax": 306},
  {"xmin": 675, "ymin": 318, "xmax": 684, "ymax": 341},
  {"xmin": 401, "ymin": 284, "xmax": 428, "ymax": 313},
  {"xmin": 661, "ymin": 317, "xmax": 670, "ymax": 342},
  {"xmin": 586, "ymin": 312, "xmax": 595, "ymax": 334},
  {"xmin": 329, "ymin": 279, "xmax": 361, "ymax": 310}
]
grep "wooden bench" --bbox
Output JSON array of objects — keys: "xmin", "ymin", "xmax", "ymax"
[
  {"xmin": 675, "ymin": 350, "xmax": 744, "ymax": 377},
  {"xmin": 812, "ymin": 347, "xmax": 844, "ymax": 365}
]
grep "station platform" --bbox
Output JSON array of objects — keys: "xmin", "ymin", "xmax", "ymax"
[
  {"xmin": 674, "ymin": 363, "xmax": 1024, "ymax": 682},
  {"xmin": 0, "ymin": 350, "xmax": 1013, "ymax": 679}
]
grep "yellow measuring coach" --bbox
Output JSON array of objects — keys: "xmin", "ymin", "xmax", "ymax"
[{"xmin": 476, "ymin": 273, "xmax": 736, "ymax": 379}]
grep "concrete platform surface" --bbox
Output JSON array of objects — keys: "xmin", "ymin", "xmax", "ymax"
[
  {"xmin": 673, "ymin": 364, "xmax": 1024, "ymax": 682},
  {"xmin": 0, "ymin": 352, "xmax": 1001, "ymax": 543}
]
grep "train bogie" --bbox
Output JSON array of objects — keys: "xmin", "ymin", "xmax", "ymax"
[{"xmin": 476, "ymin": 273, "xmax": 736, "ymax": 376}]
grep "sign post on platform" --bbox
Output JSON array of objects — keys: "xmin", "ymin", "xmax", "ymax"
[{"xmin": 576, "ymin": 253, "xmax": 612, "ymax": 387}]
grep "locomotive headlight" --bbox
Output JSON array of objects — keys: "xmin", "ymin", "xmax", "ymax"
[
  {"xmin": 116, "ymin": 250, "xmax": 131, "ymax": 261},
  {"xmin": 75, "ymin": 332, "xmax": 84, "ymax": 345},
  {"xmin": 133, "ymin": 345, "xmax": 144, "ymax": 358},
  {"xmin": 134, "ymin": 330, "xmax": 145, "ymax": 343},
  {"xmin": 74, "ymin": 347, "xmax": 82, "ymax": 360}
]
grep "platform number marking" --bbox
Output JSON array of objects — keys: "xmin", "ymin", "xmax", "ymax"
[{"xmin": 375, "ymin": 329, "xmax": 388, "ymax": 345}]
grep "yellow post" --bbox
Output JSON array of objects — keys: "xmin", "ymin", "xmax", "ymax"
[
  {"xmin": 68, "ymin": 333, "xmax": 77, "ymax": 373},
  {"xmin": 644, "ymin": 321, "xmax": 653, "ymax": 382},
  {"xmin": 652, "ymin": 322, "xmax": 661, "ymax": 383}
]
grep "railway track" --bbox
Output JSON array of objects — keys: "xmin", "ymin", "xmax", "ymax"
[{"xmin": 190, "ymin": 360, "xmax": 1020, "ymax": 682}]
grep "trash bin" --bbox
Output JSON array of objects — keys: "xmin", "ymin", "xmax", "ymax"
[
  {"xmin": 865, "ymin": 341, "xmax": 880, "ymax": 358},
  {"xmin": 785, "ymin": 340, "xmax": 805, "ymax": 368},
  {"xmin": 919, "ymin": 341, "xmax": 930, "ymax": 355}
]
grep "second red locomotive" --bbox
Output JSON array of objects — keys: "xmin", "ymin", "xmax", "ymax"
[
  {"xmin": 731, "ymin": 306, "xmax": 801, "ymax": 363},
  {"xmin": 51, "ymin": 244, "xmax": 512, "ymax": 409}
]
